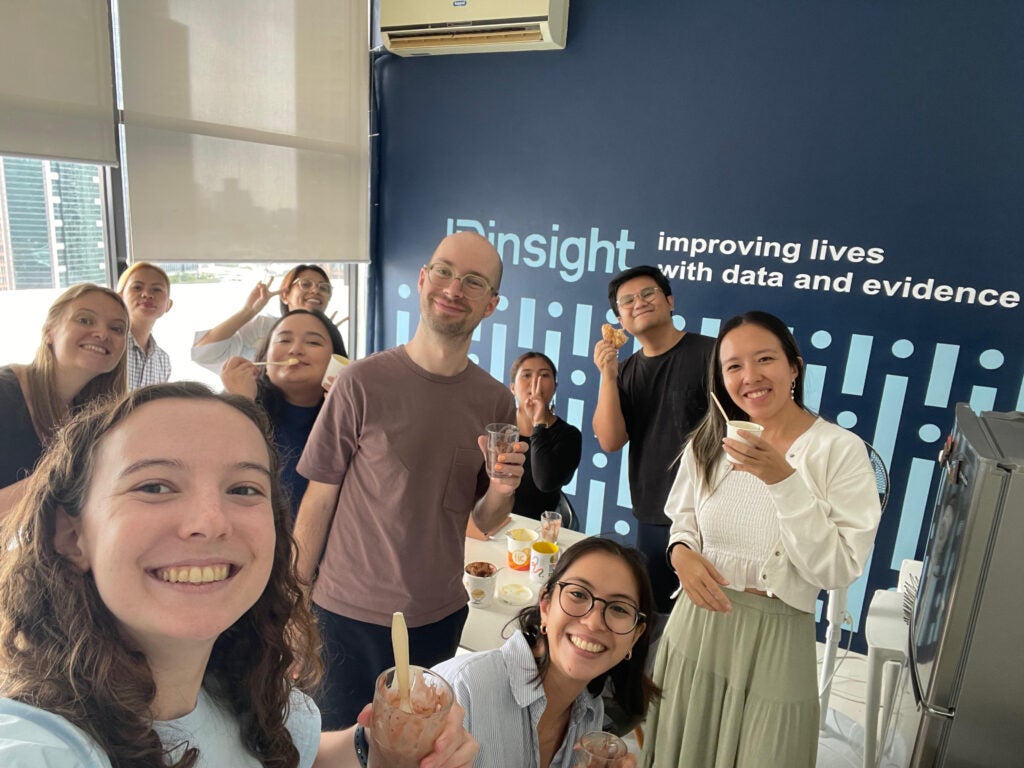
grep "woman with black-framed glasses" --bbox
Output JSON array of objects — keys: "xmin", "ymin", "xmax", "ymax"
[
  {"xmin": 192, "ymin": 264, "xmax": 346, "ymax": 375},
  {"xmin": 433, "ymin": 538, "xmax": 660, "ymax": 768}
]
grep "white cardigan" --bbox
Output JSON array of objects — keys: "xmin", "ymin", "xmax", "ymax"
[{"xmin": 665, "ymin": 418, "xmax": 882, "ymax": 613}]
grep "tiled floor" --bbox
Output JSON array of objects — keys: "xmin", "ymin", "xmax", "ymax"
[{"xmin": 816, "ymin": 644, "xmax": 919, "ymax": 768}]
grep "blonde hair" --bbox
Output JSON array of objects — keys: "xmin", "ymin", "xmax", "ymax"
[
  {"xmin": 116, "ymin": 262, "xmax": 171, "ymax": 294},
  {"xmin": 25, "ymin": 284, "xmax": 129, "ymax": 444}
]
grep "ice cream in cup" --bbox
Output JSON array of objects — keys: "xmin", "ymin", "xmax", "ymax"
[
  {"xmin": 368, "ymin": 665, "xmax": 454, "ymax": 768},
  {"xmin": 725, "ymin": 420, "xmax": 764, "ymax": 463},
  {"xmin": 321, "ymin": 353, "xmax": 350, "ymax": 388},
  {"xmin": 463, "ymin": 561, "xmax": 498, "ymax": 607}
]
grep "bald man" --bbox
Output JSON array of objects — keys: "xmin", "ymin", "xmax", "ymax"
[{"xmin": 294, "ymin": 233, "xmax": 525, "ymax": 729}]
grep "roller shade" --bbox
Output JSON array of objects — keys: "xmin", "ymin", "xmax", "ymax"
[
  {"xmin": 0, "ymin": 0, "xmax": 117, "ymax": 164},
  {"xmin": 118, "ymin": 0, "xmax": 370, "ymax": 262}
]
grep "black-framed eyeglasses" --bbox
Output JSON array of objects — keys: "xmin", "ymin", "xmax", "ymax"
[
  {"xmin": 615, "ymin": 285, "xmax": 661, "ymax": 308},
  {"xmin": 294, "ymin": 278, "xmax": 333, "ymax": 295},
  {"xmin": 423, "ymin": 263, "xmax": 495, "ymax": 299},
  {"xmin": 555, "ymin": 581, "xmax": 645, "ymax": 635}
]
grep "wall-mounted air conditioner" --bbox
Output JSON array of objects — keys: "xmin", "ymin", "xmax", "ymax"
[{"xmin": 380, "ymin": 0, "xmax": 569, "ymax": 57}]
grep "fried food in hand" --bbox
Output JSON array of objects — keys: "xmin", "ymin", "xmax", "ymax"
[{"xmin": 601, "ymin": 323, "xmax": 629, "ymax": 349}]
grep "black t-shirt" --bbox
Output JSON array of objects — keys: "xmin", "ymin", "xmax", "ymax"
[
  {"xmin": 512, "ymin": 417, "xmax": 582, "ymax": 520},
  {"xmin": 0, "ymin": 366, "xmax": 44, "ymax": 489},
  {"xmin": 618, "ymin": 333, "xmax": 715, "ymax": 524}
]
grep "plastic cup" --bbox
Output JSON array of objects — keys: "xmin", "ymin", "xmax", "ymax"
[
  {"xmin": 368, "ymin": 666, "xmax": 454, "ymax": 768},
  {"xmin": 574, "ymin": 730, "xmax": 629, "ymax": 767},
  {"xmin": 539, "ymin": 510, "xmax": 562, "ymax": 543},
  {"xmin": 725, "ymin": 419, "xmax": 764, "ymax": 463},
  {"xmin": 506, "ymin": 527, "xmax": 539, "ymax": 571},
  {"xmin": 322, "ymin": 353, "xmax": 350, "ymax": 387},
  {"xmin": 463, "ymin": 561, "xmax": 498, "ymax": 607},
  {"xmin": 485, "ymin": 423, "xmax": 519, "ymax": 478},
  {"xmin": 529, "ymin": 540, "xmax": 559, "ymax": 583}
]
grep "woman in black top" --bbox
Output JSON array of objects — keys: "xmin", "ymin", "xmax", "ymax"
[
  {"xmin": 1, "ymin": 284, "xmax": 128, "ymax": 515},
  {"xmin": 509, "ymin": 352, "xmax": 582, "ymax": 521}
]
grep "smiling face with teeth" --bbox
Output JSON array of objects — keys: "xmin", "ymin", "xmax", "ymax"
[
  {"xmin": 719, "ymin": 322, "xmax": 801, "ymax": 426},
  {"xmin": 47, "ymin": 292, "xmax": 129, "ymax": 382},
  {"xmin": 538, "ymin": 551, "xmax": 645, "ymax": 696},
  {"xmin": 282, "ymin": 268, "xmax": 333, "ymax": 312},
  {"xmin": 57, "ymin": 398, "xmax": 277, "ymax": 658}
]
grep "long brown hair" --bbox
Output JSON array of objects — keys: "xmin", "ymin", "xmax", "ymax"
[
  {"xmin": 0, "ymin": 382, "xmax": 322, "ymax": 768},
  {"xmin": 24, "ymin": 283, "xmax": 129, "ymax": 444},
  {"xmin": 689, "ymin": 311, "xmax": 808, "ymax": 487}
]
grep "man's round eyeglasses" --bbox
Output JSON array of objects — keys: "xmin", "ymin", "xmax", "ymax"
[
  {"xmin": 424, "ymin": 263, "xmax": 495, "ymax": 299},
  {"xmin": 294, "ymin": 278, "xmax": 333, "ymax": 295},
  {"xmin": 616, "ymin": 285, "xmax": 661, "ymax": 308},
  {"xmin": 555, "ymin": 581, "xmax": 645, "ymax": 634}
]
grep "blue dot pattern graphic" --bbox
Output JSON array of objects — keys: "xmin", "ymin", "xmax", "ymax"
[{"xmin": 390, "ymin": 288, "xmax": 1024, "ymax": 637}]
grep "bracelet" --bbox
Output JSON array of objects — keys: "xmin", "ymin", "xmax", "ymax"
[
  {"xmin": 354, "ymin": 724, "xmax": 369, "ymax": 767},
  {"xmin": 532, "ymin": 421, "xmax": 548, "ymax": 430}
]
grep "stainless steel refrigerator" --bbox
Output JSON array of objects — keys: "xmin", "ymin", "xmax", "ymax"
[{"xmin": 909, "ymin": 404, "xmax": 1024, "ymax": 767}]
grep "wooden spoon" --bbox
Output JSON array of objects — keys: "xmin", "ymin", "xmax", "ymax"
[
  {"xmin": 253, "ymin": 358, "xmax": 299, "ymax": 367},
  {"xmin": 391, "ymin": 611, "xmax": 413, "ymax": 714},
  {"xmin": 710, "ymin": 391, "xmax": 729, "ymax": 422}
]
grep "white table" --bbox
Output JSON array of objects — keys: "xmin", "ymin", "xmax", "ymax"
[{"xmin": 460, "ymin": 514, "xmax": 587, "ymax": 652}]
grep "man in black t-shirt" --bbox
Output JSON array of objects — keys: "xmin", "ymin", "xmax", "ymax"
[{"xmin": 592, "ymin": 265, "xmax": 715, "ymax": 613}]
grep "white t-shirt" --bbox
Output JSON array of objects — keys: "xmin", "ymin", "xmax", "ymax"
[{"xmin": 0, "ymin": 687, "xmax": 320, "ymax": 768}]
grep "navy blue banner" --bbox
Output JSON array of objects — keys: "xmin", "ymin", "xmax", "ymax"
[{"xmin": 373, "ymin": 2, "xmax": 1024, "ymax": 644}]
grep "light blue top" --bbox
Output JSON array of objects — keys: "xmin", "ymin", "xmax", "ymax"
[
  {"xmin": 433, "ymin": 630, "xmax": 603, "ymax": 768},
  {"xmin": 0, "ymin": 687, "xmax": 320, "ymax": 768}
]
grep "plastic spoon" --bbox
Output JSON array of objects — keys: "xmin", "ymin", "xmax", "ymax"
[
  {"xmin": 253, "ymin": 358, "xmax": 299, "ymax": 367},
  {"xmin": 391, "ymin": 611, "xmax": 413, "ymax": 714},
  {"xmin": 710, "ymin": 391, "xmax": 729, "ymax": 422}
]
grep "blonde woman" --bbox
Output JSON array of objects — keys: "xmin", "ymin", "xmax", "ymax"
[{"xmin": 0, "ymin": 283, "xmax": 128, "ymax": 515}]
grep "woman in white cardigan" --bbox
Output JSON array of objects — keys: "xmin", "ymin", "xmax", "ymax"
[{"xmin": 640, "ymin": 311, "xmax": 881, "ymax": 768}]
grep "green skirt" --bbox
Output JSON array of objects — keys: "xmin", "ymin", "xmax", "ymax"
[{"xmin": 640, "ymin": 589, "xmax": 819, "ymax": 768}]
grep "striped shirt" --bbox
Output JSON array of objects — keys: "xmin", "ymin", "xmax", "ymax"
[
  {"xmin": 433, "ymin": 631, "xmax": 603, "ymax": 768},
  {"xmin": 126, "ymin": 333, "xmax": 172, "ymax": 391}
]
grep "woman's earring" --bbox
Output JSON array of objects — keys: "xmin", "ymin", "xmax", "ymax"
[
  {"xmin": 625, "ymin": 649, "xmax": 632, "ymax": 661},
  {"xmin": 790, "ymin": 380, "xmax": 796, "ymax": 399},
  {"xmin": 540, "ymin": 623, "xmax": 547, "ymax": 636}
]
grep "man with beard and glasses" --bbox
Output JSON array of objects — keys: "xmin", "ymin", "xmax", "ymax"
[{"xmin": 293, "ymin": 232, "xmax": 525, "ymax": 731}]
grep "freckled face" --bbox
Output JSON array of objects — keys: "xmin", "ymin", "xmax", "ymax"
[{"xmin": 66, "ymin": 399, "xmax": 277, "ymax": 657}]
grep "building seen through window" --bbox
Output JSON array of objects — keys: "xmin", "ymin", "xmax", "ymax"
[{"xmin": 1, "ymin": 155, "xmax": 352, "ymax": 388}]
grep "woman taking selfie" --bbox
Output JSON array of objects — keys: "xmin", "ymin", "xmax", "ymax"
[
  {"xmin": 0, "ymin": 283, "xmax": 128, "ymax": 515},
  {"xmin": 640, "ymin": 311, "xmax": 881, "ymax": 768},
  {"xmin": 220, "ymin": 309, "xmax": 346, "ymax": 515},
  {"xmin": 434, "ymin": 538, "xmax": 658, "ymax": 768},
  {"xmin": 0, "ymin": 383, "xmax": 476, "ymax": 768}
]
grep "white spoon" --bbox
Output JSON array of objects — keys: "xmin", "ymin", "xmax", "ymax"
[{"xmin": 253, "ymin": 358, "xmax": 299, "ymax": 367}]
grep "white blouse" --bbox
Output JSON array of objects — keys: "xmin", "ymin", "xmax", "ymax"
[{"xmin": 665, "ymin": 418, "xmax": 882, "ymax": 613}]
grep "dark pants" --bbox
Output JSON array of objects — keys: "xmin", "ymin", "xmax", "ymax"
[
  {"xmin": 634, "ymin": 521, "xmax": 676, "ymax": 615},
  {"xmin": 313, "ymin": 603, "xmax": 469, "ymax": 731}
]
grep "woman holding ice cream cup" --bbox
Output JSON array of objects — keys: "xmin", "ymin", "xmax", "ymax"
[{"xmin": 641, "ymin": 311, "xmax": 881, "ymax": 768}]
